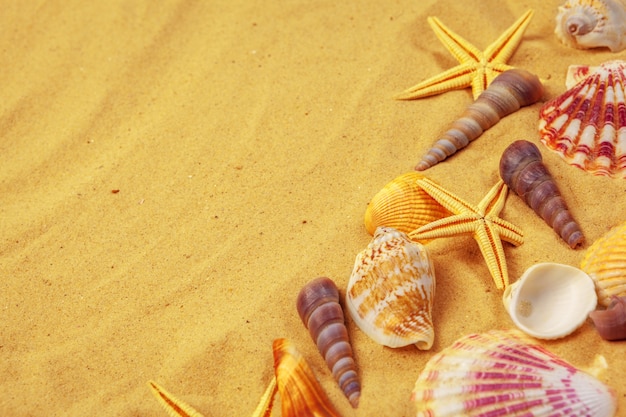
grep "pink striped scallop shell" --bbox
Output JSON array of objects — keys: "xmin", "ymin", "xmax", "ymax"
[
  {"xmin": 412, "ymin": 329, "xmax": 617, "ymax": 417},
  {"xmin": 538, "ymin": 59, "xmax": 626, "ymax": 179}
]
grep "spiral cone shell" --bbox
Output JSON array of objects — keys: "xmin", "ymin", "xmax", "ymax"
[
  {"xmin": 346, "ymin": 227, "xmax": 435, "ymax": 349},
  {"xmin": 364, "ymin": 172, "xmax": 450, "ymax": 236},
  {"xmin": 272, "ymin": 338, "xmax": 341, "ymax": 417},
  {"xmin": 539, "ymin": 60, "xmax": 626, "ymax": 178},
  {"xmin": 415, "ymin": 69, "xmax": 543, "ymax": 171},
  {"xmin": 581, "ymin": 220, "xmax": 626, "ymax": 306},
  {"xmin": 296, "ymin": 277, "xmax": 361, "ymax": 408},
  {"xmin": 555, "ymin": 0, "xmax": 626, "ymax": 52},
  {"xmin": 499, "ymin": 140, "xmax": 585, "ymax": 249},
  {"xmin": 412, "ymin": 329, "xmax": 617, "ymax": 417}
]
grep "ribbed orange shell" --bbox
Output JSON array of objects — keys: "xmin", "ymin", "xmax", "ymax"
[
  {"xmin": 364, "ymin": 172, "xmax": 450, "ymax": 237},
  {"xmin": 581, "ymin": 220, "xmax": 626, "ymax": 307}
]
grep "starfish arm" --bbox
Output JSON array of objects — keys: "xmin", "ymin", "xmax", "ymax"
[
  {"xmin": 491, "ymin": 218, "xmax": 524, "ymax": 246},
  {"xmin": 483, "ymin": 9, "xmax": 534, "ymax": 64},
  {"xmin": 416, "ymin": 178, "xmax": 479, "ymax": 214},
  {"xmin": 409, "ymin": 213, "xmax": 480, "ymax": 241},
  {"xmin": 148, "ymin": 381, "xmax": 206, "ymax": 417},
  {"xmin": 427, "ymin": 16, "xmax": 483, "ymax": 64},
  {"xmin": 395, "ymin": 64, "xmax": 474, "ymax": 100},
  {"xmin": 474, "ymin": 221, "xmax": 510, "ymax": 289},
  {"xmin": 478, "ymin": 180, "xmax": 508, "ymax": 216},
  {"xmin": 251, "ymin": 376, "xmax": 278, "ymax": 417}
]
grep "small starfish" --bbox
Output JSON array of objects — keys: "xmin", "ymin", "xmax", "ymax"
[
  {"xmin": 408, "ymin": 178, "xmax": 523, "ymax": 290},
  {"xmin": 396, "ymin": 9, "xmax": 534, "ymax": 100},
  {"xmin": 148, "ymin": 377, "xmax": 277, "ymax": 417}
]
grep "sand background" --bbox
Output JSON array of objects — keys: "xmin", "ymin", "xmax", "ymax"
[{"xmin": 1, "ymin": 1, "xmax": 625, "ymax": 416}]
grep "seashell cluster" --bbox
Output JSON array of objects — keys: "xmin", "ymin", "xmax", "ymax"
[
  {"xmin": 415, "ymin": 68, "xmax": 543, "ymax": 171},
  {"xmin": 581, "ymin": 220, "xmax": 626, "ymax": 306},
  {"xmin": 502, "ymin": 262, "xmax": 597, "ymax": 339},
  {"xmin": 273, "ymin": 338, "xmax": 342, "ymax": 417},
  {"xmin": 538, "ymin": 60, "xmax": 626, "ymax": 179},
  {"xmin": 346, "ymin": 226, "xmax": 436, "ymax": 349},
  {"xmin": 589, "ymin": 295, "xmax": 626, "ymax": 340},
  {"xmin": 555, "ymin": 0, "xmax": 626, "ymax": 52},
  {"xmin": 499, "ymin": 140, "xmax": 585, "ymax": 248},
  {"xmin": 296, "ymin": 277, "xmax": 361, "ymax": 408},
  {"xmin": 363, "ymin": 172, "xmax": 450, "ymax": 236},
  {"xmin": 412, "ymin": 329, "xmax": 618, "ymax": 417}
]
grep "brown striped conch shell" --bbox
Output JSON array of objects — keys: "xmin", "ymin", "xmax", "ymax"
[
  {"xmin": 499, "ymin": 140, "xmax": 585, "ymax": 249},
  {"xmin": 412, "ymin": 329, "xmax": 618, "ymax": 417},
  {"xmin": 538, "ymin": 60, "xmax": 626, "ymax": 178},
  {"xmin": 273, "ymin": 338, "xmax": 342, "ymax": 417},
  {"xmin": 581, "ymin": 220, "xmax": 626, "ymax": 306},
  {"xmin": 415, "ymin": 69, "xmax": 543, "ymax": 171},
  {"xmin": 363, "ymin": 172, "xmax": 450, "ymax": 236},
  {"xmin": 555, "ymin": 0, "xmax": 626, "ymax": 52},
  {"xmin": 589, "ymin": 295, "xmax": 626, "ymax": 340},
  {"xmin": 296, "ymin": 277, "xmax": 360, "ymax": 408},
  {"xmin": 346, "ymin": 226, "xmax": 435, "ymax": 349}
]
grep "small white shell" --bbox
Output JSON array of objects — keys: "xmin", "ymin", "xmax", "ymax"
[
  {"xmin": 346, "ymin": 226, "xmax": 435, "ymax": 350},
  {"xmin": 555, "ymin": 0, "xmax": 626, "ymax": 52},
  {"xmin": 502, "ymin": 262, "xmax": 597, "ymax": 339}
]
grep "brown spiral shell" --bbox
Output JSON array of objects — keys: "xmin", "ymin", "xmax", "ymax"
[
  {"xmin": 589, "ymin": 296, "xmax": 626, "ymax": 341},
  {"xmin": 415, "ymin": 69, "xmax": 544, "ymax": 171},
  {"xmin": 499, "ymin": 139, "xmax": 585, "ymax": 249},
  {"xmin": 296, "ymin": 276, "xmax": 361, "ymax": 408}
]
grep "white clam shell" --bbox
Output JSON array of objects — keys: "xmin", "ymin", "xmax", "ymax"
[{"xmin": 503, "ymin": 262, "xmax": 597, "ymax": 339}]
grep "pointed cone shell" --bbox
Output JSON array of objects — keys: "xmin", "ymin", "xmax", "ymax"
[
  {"xmin": 502, "ymin": 263, "xmax": 597, "ymax": 339},
  {"xmin": 272, "ymin": 338, "xmax": 342, "ymax": 417},
  {"xmin": 499, "ymin": 140, "xmax": 585, "ymax": 248},
  {"xmin": 296, "ymin": 277, "xmax": 361, "ymax": 408},
  {"xmin": 364, "ymin": 172, "xmax": 451, "ymax": 236},
  {"xmin": 346, "ymin": 227, "xmax": 436, "ymax": 349},
  {"xmin": 412, "ymin": 329, "xmax": 618, "ymax": 417},
  {"xmin": 581, "ymin": 220, "xmax": 626, "ymax": 307},
  {"xmin": 538, "ymin": 60, "xmax": 626, "ymax": 178}
]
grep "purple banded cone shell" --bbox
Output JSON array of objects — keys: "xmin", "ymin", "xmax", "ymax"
[
  {"xmin": 412, "ymin": 329, "xmax": 617, "ymax": 417},
  {"xmin": 296, "ymin": 277, "xmax": 361, "ymax": 408},
  {"xmin": 499, "ymin": 139, "xmax": 585, "ymax": 249},
  {"xmin": 415, "ymin": 68, "xmax": 543, "ymax": 171},
  {"xmin": 364, "ymin": 172, "xmax": 451, "ymax": 237}
]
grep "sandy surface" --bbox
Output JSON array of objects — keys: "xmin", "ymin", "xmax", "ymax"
[{"xmin": 1, "ymin": 1, "xmax": 625, "ymax": 416}]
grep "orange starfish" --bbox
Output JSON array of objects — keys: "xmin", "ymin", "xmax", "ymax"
[
  {"xmin": 396, "ymin": 10, "xmax": 534, "ymax": 100},
  {"xmin": 408, "ymin": 178, "xmax": 523, "ymax": 290}
]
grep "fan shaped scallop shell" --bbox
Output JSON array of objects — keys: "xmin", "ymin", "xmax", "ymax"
[
  {"xmin": 412, "ymin": 329, "xmax": 618, "ymax": 417},
  {"xmin": 346, "ymin": 226, "xmax": 436, "ymax": 349},
  {"xmin": 538, "ymin": 60, "xmax": 626, "ymax": 178},
  {"xmin": 502, "ymin": 263, "xmax": 597, "ymax": 339},
  {"xmin": 364, "ymin": 172, "xmax": 450, "ymax": 236},
  {"xmin": 555, "ymin": 0, "xmax": 626, "ymax": 52},
  {"xmin": 581, "ymin": 220, "xmax": 626, "ymax": 307}
]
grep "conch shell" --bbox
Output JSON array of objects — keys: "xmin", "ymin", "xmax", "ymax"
[
  {"xmin": 555, "ymin": 0, "xmax": 626, "ymax": 52},
  {"xmin": 363, "ymin": 172, "xmax": 450, "ymax": 236},
  {"xmin": 499, "ymin": 140, "xmax": 585, "ymax": 249},
  {"xmin": 296, "ymin": 277, "xmax": 360, "ymax": 408},
  {"xmin": 415, "ymin": 69, "xmax": 543, "ymax": 171},
  {"xmin": 589, "ymin": 295, "xmax": 626, "ymax": 340},
  {"xmin": 346, "ymin": 226, "xmax": 436, "ymax": 349}
]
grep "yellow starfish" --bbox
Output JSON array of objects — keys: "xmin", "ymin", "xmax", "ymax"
[
  {"xmin": 396, "ymin": 9, "xmax": 534, "ymax": 100},
  {"xmin": 408, "ymin": 178, "xmax": 523, "ymax": 290},
  {"xmin": 148, "ymin": 377, "xmax": 277, "ymax": 417}
]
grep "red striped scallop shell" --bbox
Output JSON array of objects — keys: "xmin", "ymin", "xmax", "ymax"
[{"xmin": 538, "ymin": 60, "xmax": 626, "ymax": 179}]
